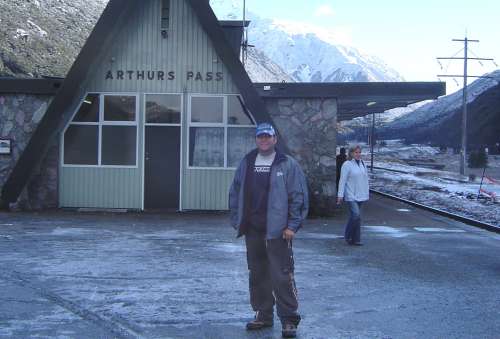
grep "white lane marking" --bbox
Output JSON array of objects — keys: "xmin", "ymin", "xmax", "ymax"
[
  {"xmin": 0, "ymin": 224, "xmax": 14, "ymax": 226},
  {"xmin": 363, "ymin": 226, "xmax": 409, "ymax": 238},
  {"xmin": 396, "ymin": 208, "xmax": 411, "ymax": 212},
  {"xmin": 414, "ymin": 227, "xmax": 466, "ymax": 233}
]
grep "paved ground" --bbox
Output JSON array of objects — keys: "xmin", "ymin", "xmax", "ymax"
[{"xmin": 0, "ymin": 195, "xmax": 499, "ymax": 339}]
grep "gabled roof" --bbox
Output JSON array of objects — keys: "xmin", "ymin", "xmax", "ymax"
[{"xmin": 1, "ymin": 0, "xmax": 278, "ymax": 207}]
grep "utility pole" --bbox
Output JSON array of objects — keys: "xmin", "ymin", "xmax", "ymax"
[
  {"xmin": 437, "ymin": 37, "xmax": 495, "ymax": 176},
  {"xmin": 370, "ymin": 112, "xmax": 375, "ymax": 172}
]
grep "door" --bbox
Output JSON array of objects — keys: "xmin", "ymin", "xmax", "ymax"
[
  {"xmin": 144, "ymin": 126, "xmax": 180, "ymax": 209},
  {"xmin": 144, "ymin": 94, "xmax": 182, "ymax": 210}
]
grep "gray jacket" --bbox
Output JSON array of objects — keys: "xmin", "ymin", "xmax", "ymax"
[{"xmin": 229, "ymin": 149, "xmax": 309, "ymax": 239}]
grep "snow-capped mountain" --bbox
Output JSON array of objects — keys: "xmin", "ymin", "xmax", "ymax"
[
  {"xmin": 244, "ymin": 48, "xmax": 294, "ymax": 83},
  {"xmin": 210, "ymin": 0, "xmax": 404, "ymax": 83}
]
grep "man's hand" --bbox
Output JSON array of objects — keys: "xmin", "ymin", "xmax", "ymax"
[
  {"xmin": 336, "ymin": 197, "xmax": 343, "ymax": 205},
  {"xmin": 283, "ymin": 228, "xmax": 295, "ymax": 241}
]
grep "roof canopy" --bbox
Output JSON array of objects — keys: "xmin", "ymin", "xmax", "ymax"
[{"xmin": 254, "ymin": 82, "xmax": 446, "ymax": 121}]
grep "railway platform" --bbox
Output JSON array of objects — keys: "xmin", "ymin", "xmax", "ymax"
[{"xmin": 0, "ymin": 194, "xmax": 499, "ymax": 338}]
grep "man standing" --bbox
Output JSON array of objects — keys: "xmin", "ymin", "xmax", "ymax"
[
  {"xmin": 229, "ymin": 122, "xmax": 309, "ymax": 338},
  {"xmin": 336, "ymin": 147, "xmax": 347, "ymax": 192}
]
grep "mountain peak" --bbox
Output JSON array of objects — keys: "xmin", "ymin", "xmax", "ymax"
[{"xmin": 211, "ymin": 1, "xmax": 404, "ymax": 83}]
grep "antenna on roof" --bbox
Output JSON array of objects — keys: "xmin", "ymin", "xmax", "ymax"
[
  {"xmin": 242, "ymin": 0, "xmax": 248, "ymax": 65},
  {"xmin": 241, "ymin": 0, "xmax": 254, "ymax": 66}
]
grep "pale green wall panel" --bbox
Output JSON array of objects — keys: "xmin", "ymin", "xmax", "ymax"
[
  {"xmin": 60, "ymin": 168, "xmax": 142, "ymax": 209},
  {"xmin": 182, "ymin": 169, "xmax": 234, "ymax": 210}
]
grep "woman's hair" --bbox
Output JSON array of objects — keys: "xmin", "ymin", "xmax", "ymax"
[{"xmin": 348, "ymin": 145, "xmax": 362, "ymax": 160}]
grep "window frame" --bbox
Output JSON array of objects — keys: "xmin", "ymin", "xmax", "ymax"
[
  {"xmin": 62, "ymin": 92, "xmax": 139, "ymax": 168},
  {"xmin": 187, "ymin": 94, "xmax": 255, "ymax": 170}
]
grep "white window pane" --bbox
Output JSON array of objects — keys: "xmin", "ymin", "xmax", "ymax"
[
  {"xmin": 228, "ymin": 96, "xmax": 253, "ymax": 125},
  {"xmin": 104, "ymin": 96, "xmax": 136, "ymax": 121},
  {"xmin": 101, "ymin": 126, "xmax": 137, "ymax": 165},
  {"xmin": 228, "ymin": 128, "xmax": 255, "ymax": 167},
  {"xmin": 189, "ymin": 127, "xmax": 224, "ymax": 167},
  {"xmin": 191, "ymin": 96, "xmax": 223, "ymax": 123},
  {"xmin": 146, "ymin": 94, "xmax": 181, "ymax": 124},
  {"xmin": 64, "ymin": 125, "xmax": 98, "ymax": 165}
]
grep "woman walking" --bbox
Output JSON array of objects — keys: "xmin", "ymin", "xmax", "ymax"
[{"xmin": 336, "ymin": 145, "xmax": 369, "ymax": 246}]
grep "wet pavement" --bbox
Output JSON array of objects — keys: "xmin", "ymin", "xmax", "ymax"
[{"xmin": 0, "ymin": 195, "xmax": 499, "ymax": 338}]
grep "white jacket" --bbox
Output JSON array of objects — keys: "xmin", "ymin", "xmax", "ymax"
[{"xmin": 337, "ymin": 159, "xmax": 369, "ymax": 202}]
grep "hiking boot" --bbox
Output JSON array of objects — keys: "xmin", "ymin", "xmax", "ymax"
[
  {"xmin": 282, "ymin": 323, "xmax": 297, "ymax": 338},
  {"xmin": 245, "ymin": 312, "xmax": 273, "ymax": 331}
]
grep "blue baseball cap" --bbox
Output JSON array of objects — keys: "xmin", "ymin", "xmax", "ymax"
[{"xmin": 255, "ymin": 123, "xmax": 276, "ymax": 137}]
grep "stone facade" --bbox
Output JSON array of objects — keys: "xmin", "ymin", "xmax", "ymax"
[
  {"xmin": 0, "ymin": 94, "xmax": 58, "ymax": 210},
  {"xmin": 264, "ymin": 97, "xmax": 338, "ymax": 216}
]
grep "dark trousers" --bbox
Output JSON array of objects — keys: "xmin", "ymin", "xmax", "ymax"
[
  {"xmin": 245, "ymin": 233, "xmax": 301, "ymax": 325},
  {"xmin": 345, "ymin": 201, "xmax": 363, "ymax": 243}
]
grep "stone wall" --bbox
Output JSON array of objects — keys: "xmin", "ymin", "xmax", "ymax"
[
  {"xmin": 264, "ymin": 97, "xmax": 338, "ymax": 216},
  {"xmin": 0, "ymin": 94, "xmax": 58, "ymax": 210}
]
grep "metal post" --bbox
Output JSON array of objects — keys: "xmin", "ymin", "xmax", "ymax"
[
  {"xmin": 370, "ymin": 112, "xmax": 375, "ymax": 172},
  {"xmin": 460, "ymin": 37, "xmax": 468, "ymax": 176},
  {"xmin": 477, "ymin": 165, "xmax": 487, "ymax": 199},
  {"xmin": 242, "ymin": 0, "xmax": 247, "ymax": 65}
]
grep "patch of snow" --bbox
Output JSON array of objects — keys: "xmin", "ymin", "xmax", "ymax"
[
  {"xmin": 352, "ymin": 142, "xmax": 500, "ymax": 227},
  {"xmin": 27, "ymin": 19, "xmax": 48, "ymax": 37},
  {"xmin": 413, "ymin": 227, "xmax": 466, "ymax": 233},
  {"xmin": 51, "ymin": 227, "xmax": 93, "ymax": 236},
  {"xmin": 14, "ymin": 29, "xmax": 29, "ymax": 40},
  {"xmin": 363, "ymin": 226, "xmax": 410, "ymax": 238}
]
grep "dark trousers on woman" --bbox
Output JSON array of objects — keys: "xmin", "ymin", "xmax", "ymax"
[
  {"xmin": 345, "ymin": 201, "xmax": 363, "ymax": 244},
  {"xmin": 245, "ymin": 232, "xmax": 301, "ymax": 326}
]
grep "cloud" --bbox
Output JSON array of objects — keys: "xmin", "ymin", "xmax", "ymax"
[{"xmin": 314, "ymin": 4, "xmax": 335, "ymax": 17}]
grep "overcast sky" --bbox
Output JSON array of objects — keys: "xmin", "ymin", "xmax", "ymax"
[{"xmin": 241, "ymin": 0, "xmax": 500, "ymax": 94}]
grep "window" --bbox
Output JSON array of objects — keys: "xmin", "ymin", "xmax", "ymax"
[
  {"xmin": 73, "ymin": 93, "xmax": 99, "ymax": 122},
  {"xmin": 191, "ymin": 96, "xmax": 223, "ymax": 123},
  {"xmin": 63, "ymin": 94, "xmax": 138, "ymax": 167},
  {"xmin": 101, "ymin": 126, "xmax": 137, "ymax": 165},
  {"xmin": 145, "ymin": 94, "xmax": 181, "ymax": 124},
  {"xmin": 228, "ymin": 95, "xmax": 253, "ymax": 125},
  {"xmin": 63, "ymin": 125, "xmax": 98, "ymax": 165},
  {"xmin": 189, "ymin": 95, "xmax": 255, "ymax": 168},
  {"xmin": 189, "ymin": 127, "xmax": 224, "ymax": 167},
  {"xmin": 103, "ymin": 96, "xmax": 136, "ymax": 121},
  {"xmin": 227, "ymin": 127, "xmax": 255, "ymax": 167}
]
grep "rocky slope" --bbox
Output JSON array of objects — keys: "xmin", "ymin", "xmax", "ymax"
[
  {"xmin": 380, "ymin": 70, "xmax": 500, "ymax": 148},
  {"xmin": 0, "ymin": 0, "xmax": 291, "ymax": 82}
]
